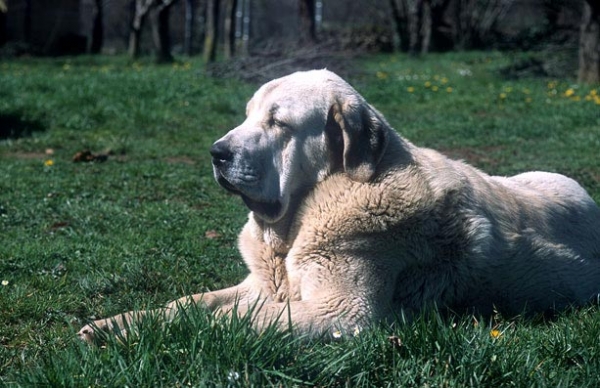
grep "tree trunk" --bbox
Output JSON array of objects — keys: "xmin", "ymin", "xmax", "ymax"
[
  {"xmin": 183, "ymin": 0, "xmax": 194, "ymax": 56},
  {"xmin": 315, "ymin": 0, "xmax": 323, "ymax": 35},
  {"xmin": 196, "ymin": 0, "xmax": 206, "ymax": 55},
  {"xmin": 24, "ymin": 0, "xmax": 32, "ymax": 44},
  {"xmin": 389, "ymin": 0, "xmax": 410, "ymax": 52},
  {"xmin": 128, "ymin": 0, "xmax": 154, "ymax": 58},
  {"xmin": 0, "ymin": 1, "xmax": 6, "ymax": 47},
  {"xmin": 128, "ymin": 28, "xmax": 141, "ymax": 58},
  {"xmin": 456, "ymin": 0, "xmax": 469, "ymax": 50},
  {"xmin": 234, "ymin": 0, "xmax": 243, "ymax": 55},
  {"xmin": 203, "ymin": 0, "xmax": 219, "ymax": 63},
  {"xmin": 224, "ymin": 0, "xmax": 237, "ymax": 59},
  {"xmin": 90, "ymin": 0, "xmax": 103, "ymax": 54},
  {"xmin": 407, "ymin": 0, "xmax": 421, "ymax": 54},
  {"xmin": 241, "ymin": 0, "xmax": 250, "ymax": 56},
  {"xmin": 420, "ymin": 0, "xmax": 432, "ymax": 55},
  {"xmin": 430, "ymin": 0, "xmax": 454, "ymax": 51},
  {"xmin": 578, "ymin": 0, "xmax": 600, "ymax": 84},
  {"xmin": 299, "ymin": 0, "xmax": 316, "ymax": 44},
  {"xmin": 151, "ymin": 1, "xmax": 176, "ymax": 63}
]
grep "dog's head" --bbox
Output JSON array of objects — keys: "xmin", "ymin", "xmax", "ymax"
[{"xmin": 210, "ymin": 70, "xmax": 389, "ymax": 223}]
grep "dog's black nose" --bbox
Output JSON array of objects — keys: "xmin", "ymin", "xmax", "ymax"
[{"xmin": 210, "ymin": 141, "xmax": 233, "ymax": 165}]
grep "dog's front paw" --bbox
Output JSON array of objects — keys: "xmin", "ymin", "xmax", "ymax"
[
  {"xmin": 78, "ymin": 322, "xmax": 99, "ymax": 343},
  {"xmin": 77, "ymin": 315, "xmax": 130, "ymax": 344},
  {"xmin": 78, "ymin": 320, "xmax": 108, "ymax": 343}
]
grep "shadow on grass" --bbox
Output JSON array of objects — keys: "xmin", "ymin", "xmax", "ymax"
[{"xmin": 0, "ymin": 112, "xmax": 46, "ymax": 140}]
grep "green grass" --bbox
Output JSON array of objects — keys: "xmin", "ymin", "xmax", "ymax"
[{"xmin": 1, "ymin": 52, "xmax": 599, "ymax": 386}]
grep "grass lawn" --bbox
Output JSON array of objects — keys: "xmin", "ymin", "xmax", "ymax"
[{"xmin": 1, "ymin": 51, "xmax": 599, "ymax": 386}]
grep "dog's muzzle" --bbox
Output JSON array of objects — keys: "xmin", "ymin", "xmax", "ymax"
[
  {"xmin": 210, "ymin": 140, "xmax": 239, "ymax": 193},
  {"xmin": 210, "ymin": 140, "xmax": 233, "ymax": 168}
]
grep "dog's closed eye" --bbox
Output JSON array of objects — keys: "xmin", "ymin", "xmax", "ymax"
[{"xmin": 272, "ymin": 118, "xmax": 290, "ymax": 130}]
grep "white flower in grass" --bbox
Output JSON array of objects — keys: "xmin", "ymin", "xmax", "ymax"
[
  {"xmin": 227, "ymin": 370, "xmax": 240, "ymax": 384},
  {"xmin": 332, "ymin": 329, "xmax": 343, "ymax": 339},
  {"xmin": 1, "ymin": 280, "xmax": 8, "ymax": 286}
]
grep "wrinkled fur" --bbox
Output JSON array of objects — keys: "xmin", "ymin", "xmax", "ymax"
[{"xmin": 79, "ymin": 70, "xmax": 600, "ymax": 341}]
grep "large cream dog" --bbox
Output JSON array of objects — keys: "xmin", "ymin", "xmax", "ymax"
[{"xmin": 79, "ymin": 70, "xmax": 600, "ymax": 341}]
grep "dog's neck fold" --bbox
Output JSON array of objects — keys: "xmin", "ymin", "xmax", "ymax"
[{"xmin": 250, "ymin": 197, "xmax": 302, "ymax": 255}]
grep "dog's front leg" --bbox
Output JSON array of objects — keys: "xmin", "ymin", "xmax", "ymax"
[
  {"xmin": 225, "ymin": 296, "xmax": 372, "ymax": 339},
  {"xmin": 78, "ymin": 278, "xmax": 257, "ymax": 343},
  {"xmin": 164, "ymin": 278, "xmax": 258, "ymax": 313},
  {"xmin": 77, "ymin": 309, "xmax": 152, "ymax": 343}
]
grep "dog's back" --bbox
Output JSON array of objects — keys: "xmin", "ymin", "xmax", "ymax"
[{"xmin": 493, "ymin": 171, "xmax": 600, "ymax": 257}]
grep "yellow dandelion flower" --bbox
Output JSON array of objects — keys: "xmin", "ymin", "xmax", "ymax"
[
  {"xmin": 571, "ymin": 96, "xmax": 581, "ymax": 101},
  {"xmin": 424, "ymin": 81, "xmax": 432, "ymax": 88},
  {"xmin": 431, "ymin": 85, "xmax": 439, "ymax": 92},
  {"xmin": 441, "ymin": 77, "xmax": 449, "ymax": 84},
  {"xmin": 589, "ymin": 89, "xmax": 597, "ymax": 96},
  {"xmin": 62, "ymin": 64, "xmax": 71, "ymax": 71},
  {"xmin": 376, "ymin": 71, "xmax": 388, "ymax": 80},
  {"xmin": 585, "ymin": 95, "xmax": 592, "ymax": 101},
  {"xmin": 522, "ymin": 88, "xmax": 531, "ymax": 94},
  {"xmin": 564, "ymin": 88, "xmax": 575, "ymax": 97},
  {"xmin": 446, "ymin": 87, "xmax": 453, "ymax": 93},
  {"xmin": 499, "ymin": 93, "xmax": 507, "ymax": 100},
  {"xmin": 433, "ymin": 75, "xmax": 440, "ymax": 80},
  {"xmin": 44, "ymin": 160, "xmax": 54, "ymax": 167},
  {"xmin": 547, "ymin": 81, "xmax": 557, "ymax": 89},
  {"xmin": 503, "ymin": 86, "xmax": 513, "ymax": 93},
  {"xmin": 407, "ymin": 86, "xmax": 415, "ymax": 93},
  {"xmin": 525, "ymin": 97, "xmax": 532, "ymax": 103},
  {"xmin": 594, "ymin": 95, "xmax": 600, "ymax": 105},
  {"xmin": 490, "ymin": 329, "xmax": 502, "ymax": 339}
]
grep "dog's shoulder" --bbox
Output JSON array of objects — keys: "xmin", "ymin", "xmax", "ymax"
[{"xmin": 293, "ymin": 164, "xmax": 433, "ymax": 245}]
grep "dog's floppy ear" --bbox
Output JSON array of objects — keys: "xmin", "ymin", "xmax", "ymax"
[{"xmin": 326, "ymin": 97, "xmax": 389, "ymax": 182}]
